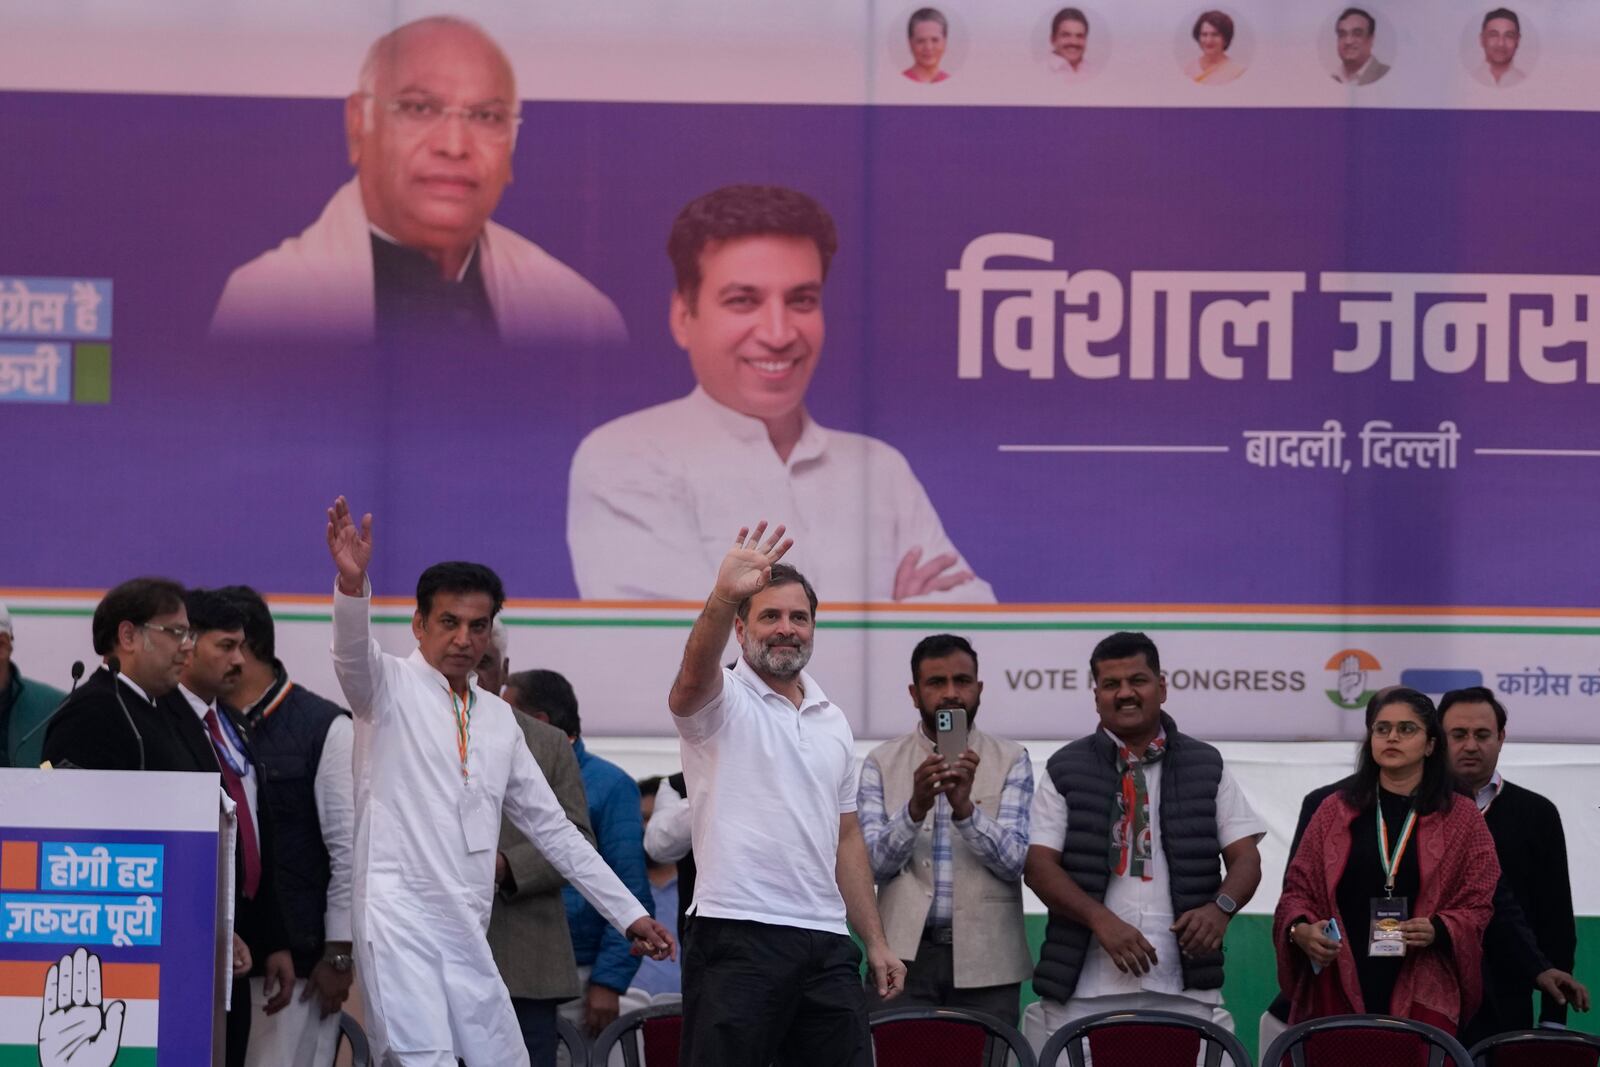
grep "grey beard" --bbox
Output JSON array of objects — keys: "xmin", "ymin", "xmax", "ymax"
[{"xmin": 745, "ymin": 638, "xmax": 812, "ymax": 679}]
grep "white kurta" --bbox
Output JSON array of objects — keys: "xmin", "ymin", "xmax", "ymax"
[
  {"xmin": 331, "ymin": 582, "xmax": 647, "ymax": 1063},
  {"xmin": 567, "ymin": 387, "xmax": 996, "ymax": 604}
]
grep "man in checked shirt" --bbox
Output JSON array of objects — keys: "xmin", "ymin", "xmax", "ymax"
[{"xmin": 858, "ymin": 634, "xmax": 1034, "ymax": 1026}]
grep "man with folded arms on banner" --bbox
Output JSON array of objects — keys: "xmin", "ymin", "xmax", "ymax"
[
  {"xmin": 1023, "ymin": 631, "xmax": 1264, "ymax": 1050},
  {"xmin": 211, "ymin": 16, "xmax": 625, "ymax": 347},
  {"xmin": 568, "ymin": 184, "xmax": 992, "ymax": 604},
  {"xmin": 858, "ymin": 633, "xmax": 1033, "ymax": 1026},
  {"xmin": 1442, "ymin": 687, "xmax": 1590, "ymax": 1044},
  {"xmin": 324, "ymin": 496, "xmax": 672, "ymax": 1066},
  {"xmin": 668, "ymin": 522, "xmax": 905, "ymax": 1065}
]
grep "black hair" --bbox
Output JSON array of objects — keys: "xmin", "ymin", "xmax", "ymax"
[
  {"xmin": 505, "ymin": 668, "xmax": 580, "ymax": 737},
  {"xmin": 1052, "ymin": 7, "xmax": 1089, "ymax": 36},
  {"xmin": 183, "ymin": 587, "xmax": 247, "ymax": 637},
  {"xmin": 1482, "ymin": 8, "xmax": 1519, "ymax": 31},
  {"xmin": 735, "ymin": 563, "xmax": 818, "ymax": 622},
  {"xmin": 638, "ymin": 775, "xmax": 664, "ymax": 798},
  {"xmin": 91, "ymin": 577, "xmax": 185, "ymax": 656},
  {"xmin": 1342, "ymin": 687, "xmax": 1459, "ymax": 815},
  {"xmin": 1439, "ymin": 686, "xmax": 1507, "ymax": 733},
  {"xmin": 667, "ymin": 185, "xmax": 838, "ymax": 305},
  {"xmin": 214, "ymin": 585, "xmax": 276, "ymax": 663},
  {"xmin": 910, "ymin": 633, "xmax": 978, "ymax": 682},
  {"xmin": 1337, "ymin": 7, "xmax": 1375, "ymax": 34},
  {"xmin": 1089, "ymin": 631, "xmax": 1161, "ymax": 681},
  {"xmin": 416, "ymin": 561, "xmax": 505, "ymax": 618}
]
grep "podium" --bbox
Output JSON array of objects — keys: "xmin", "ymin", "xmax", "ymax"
[{"xmin": 1, "ymin": 769, "xmax": 228, "ymax": 1066}]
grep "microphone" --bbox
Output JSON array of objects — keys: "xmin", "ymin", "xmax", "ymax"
[
  {"xmin": 106, "ymin": 655, "xmax": 146, "ymax": 771},
  {"xmin": 15, "ymin": 661, "xmax": 87, "ymax": 751}
]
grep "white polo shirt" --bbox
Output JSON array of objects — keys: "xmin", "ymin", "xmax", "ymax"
[{"xmin": 675, "ymin": 656, "xmax": 860, "ymax": 935}]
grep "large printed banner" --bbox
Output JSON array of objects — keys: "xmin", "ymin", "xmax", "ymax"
[{"xmin": 3, "ymin": 1, "xmax": 1598, "ymax": 739}]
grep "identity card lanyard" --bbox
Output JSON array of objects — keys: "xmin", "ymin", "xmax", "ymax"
[
  {"xmin": 448, "ymin": 685, "xmax": 476, "ymax": 783},
  {"xmin": 1376, "ymin": 795, "xmax": 1418, "ymax": 898}
]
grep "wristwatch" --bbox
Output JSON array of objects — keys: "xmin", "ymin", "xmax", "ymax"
[
  {"xmin": 325, "ymin": 952, "xmax": 354, "ymax": 974},
  {"xmin": 1213, "ymin": 892, "xmax": 1239, "ymax": 915}
]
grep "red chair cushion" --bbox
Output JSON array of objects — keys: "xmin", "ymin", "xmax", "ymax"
[
  {"xmin": 641, "ymin": 1014, "xmax": 683, "ymax": 1067},
  {"xmin": 872, "ymin": 1018, "xmax": 989, "ymax": 1066},
  {"xmin": 1084, "ymin": 1023, "xmax": 1202, "ymax": 1066},
  {"xmin": 1278, "ymin": 1029, "xmax": 1464, "ymax": 1067},
  {"xmin": 1484, "ymin": 1042, "xmax": 1599, "ymax": 1067}
]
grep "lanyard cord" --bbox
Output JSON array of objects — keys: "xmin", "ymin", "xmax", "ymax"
[
  {"xmin": 447, "ymin": 685, "xmax": 475, "ymax": 782},
  {"xmin": 1376, "ymin": 791, "xmax": 1418, "ymax": 896}
]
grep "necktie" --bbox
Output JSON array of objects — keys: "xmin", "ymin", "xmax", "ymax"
[{"xmin": 204, "ymin": 708, "xmax": 261, "ymax": 899}]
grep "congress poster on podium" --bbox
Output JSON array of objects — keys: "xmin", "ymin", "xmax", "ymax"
[
  {"xmin": 0, "ymin": 771, "xmax": 223, "ymax": 1066},
  {"xmin": 2, "ymin": 0, "xmax": 1598, "ymax": 739}
]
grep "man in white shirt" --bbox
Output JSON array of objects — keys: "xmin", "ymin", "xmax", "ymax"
[
  {"xmin": 1022, "ymin": 631, "xmax": 1264, "ymax": 1051},
  {"xmin": 1475, "ymin": 8, "xmax": 1527, "ymax": 87},
  {"xmin": 1332, "ymin": 8, "xmax": 1391, "ymax": 86},
  {"xmin": 567, "ymin": 184, "xmax": 993, "ymax": 604},
  {"xmin": 1047, "ymin": 8, "xmax": 1094, "ymax": 80},
  {"xmin": 324, "ymin": 496, "xmax": 672, "ymax": 1067},
  {"xmin": 667, "ymin": 522, "xmax": 906, "ymax": 1064},
  {"xmin": 211, "ymin": 17, "xmax": 625, "ymax": 347},
  {"xmin": 169, "ymin": 589, "xmax": 297, "ymax": 1067}
]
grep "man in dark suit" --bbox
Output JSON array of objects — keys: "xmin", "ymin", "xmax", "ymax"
[
  {"xmin": 43, "ymin": 577, "xmax": 209, "ymax": 771},
  {"xmin": 1442, "ymin": 687, "xmax": 1590, "ymax": 1044},
  {"xmin": 164, "ymin": 589, "xmax": 295, "ymax": 1067}
]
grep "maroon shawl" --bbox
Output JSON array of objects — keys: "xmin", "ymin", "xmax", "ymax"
[{"xmin": 1274, "ymin": 789, "xmax": 1499, "ymax": 1033}]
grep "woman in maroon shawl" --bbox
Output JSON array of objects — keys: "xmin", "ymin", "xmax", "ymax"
[{"xmin": 1275, "ymin": 687, "xmax": 1499, "ymax": 1034}]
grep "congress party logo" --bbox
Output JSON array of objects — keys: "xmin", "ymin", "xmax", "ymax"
[{"xmin": 1324, "ymin": 649, "xmax": 1381, "ymax": 709}]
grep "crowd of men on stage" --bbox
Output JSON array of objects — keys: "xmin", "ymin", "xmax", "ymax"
[{"xmin": 1, "ymin": 509, "xmax": 1590, "ymax": 1066}]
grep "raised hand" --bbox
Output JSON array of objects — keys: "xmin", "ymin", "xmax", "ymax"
[
  {"xmin": 38, "ymin": 948, "xmax": 125, "ymax": 1067},
  {"xmin": 326, "ymin": 496, "xmax": 373, "ymax": 595},
  {"xmin": 893, "ymin": 547, "xmax": 973, "ymax": 601},
  {"xmin": 713, "ymin": 522, "xmax": 793, "ymax": 607},
  {"xmin": 626, "ymin": 916, "xmax": 676, "ymax": 961}
]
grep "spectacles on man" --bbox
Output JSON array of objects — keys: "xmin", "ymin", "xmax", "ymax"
[
  {"xmin": 369, "ymin": 94, "xmax": 521, "ymax": 142},
  {"xmin": 1371, "ymin": 720, "xmax": 1423, "ymax": 738},
  {"xmin": 142, "ymin": 622, "xmax": 198, "ymax": 646}
]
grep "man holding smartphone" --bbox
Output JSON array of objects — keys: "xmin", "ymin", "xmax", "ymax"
[{"xmin": 858, "ymin": 634, "xmax": 1035, "ymax": 1025}]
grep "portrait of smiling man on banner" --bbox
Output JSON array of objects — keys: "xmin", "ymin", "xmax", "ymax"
[
  {"xmin": 567, "ymin": 184, "xmax": 993, "ymax": 605},
  {"xmin": 210, "ymin": 16, "xmax": 625, "ymax": 348}
]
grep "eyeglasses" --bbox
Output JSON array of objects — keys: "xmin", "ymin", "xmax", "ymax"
[
  {"xmin": 142, "ymin": 622, "xmax": 198, "ymax": 646},
  {"xmin": 371, "ymin": 94, "xmax": 521, "ymax": 143},
  {"xmin": 1371, "ymin": 720, "xmax": 1423, "ymax": 738}
]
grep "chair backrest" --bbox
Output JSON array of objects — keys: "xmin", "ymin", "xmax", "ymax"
[
  {"xmin": 1262, "ymin": 1014, "xmax": 1475, "ymax": 1067},
  {"xmin": 591, "ymin": 1002, "xmax": 684, "ymax": 1067},
  {"xmin": 1470, "ymin": 1028, "xmax": 1600, "ymax": 1067},
  {"xmin": 557, "ymin": 1014, "xmax": 593, "ymax": 1067},
  {"xmin": 870, "ymin": 1006, "xmax": 1037, "ymax": 1067},
  {"xmin": 1037, "ymin": 1008, "xmax": 1252, "ymax": 1067},
  {"xmin": 335, "ymin": 1011, "xmax": 370, "ymax": 1067}
]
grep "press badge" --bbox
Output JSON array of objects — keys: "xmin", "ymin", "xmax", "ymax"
[
  {"xmin": 1368, "ymin": 897, "xmax": 1409, "ymax": 957},
  {"xmin": 459, "ymin": 780, "xmax": 498, "ymax": 854}
]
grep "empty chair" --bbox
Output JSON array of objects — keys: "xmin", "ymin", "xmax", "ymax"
[
  {"xmin": 1037, "ymin": 1008, "xmax": 1251, "ymax": 1067},
  {"xmin": 871, "ymin": 1005, "xmax": 1036, "ymax": 1067},
  {"xmin": 1469, "ymin": 1028, "xmax": 1600, "ymax": 1067},
  {"xmin": 1263, "ymin": 1014, "xmax": 1474, "ymax": 1067}
]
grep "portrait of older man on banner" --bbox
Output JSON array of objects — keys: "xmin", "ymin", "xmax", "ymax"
[
  {"xmin": 210, "ymin": 16, "xmax": 626, "ymax": 347},
  {"xmin": 567, "ymin": 184, "xmax": 993, "ymax": 604}
]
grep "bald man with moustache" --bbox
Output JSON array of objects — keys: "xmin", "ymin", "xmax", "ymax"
[{"xmin": 212, "ymin": 16, "xmax": 625, "ymax": 346}]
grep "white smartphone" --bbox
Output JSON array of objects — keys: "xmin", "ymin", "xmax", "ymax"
[{"xmin": 934, "ymin": 707, "xmax": 970, "ymax": 761}]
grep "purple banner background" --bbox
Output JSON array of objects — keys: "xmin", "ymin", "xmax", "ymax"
[{"xmin": 3, "ymin": 93, "xmax": 1596, "ymax": 605}]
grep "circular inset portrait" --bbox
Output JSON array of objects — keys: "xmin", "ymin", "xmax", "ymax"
[
  {"xmin": 1461, "ymin": 6, "xmax": 1536, "ymax": 88},
  {"xmin": 1176, "ymin": 8, "xmax": 1252, "ymax": 86},
  {"xmin": 1037, "ymin": 6, "xmax": 1110, "ymax": 83},
  {"xmin": 1321, "ymin": 6, "xmax": 1395, "ymax": 87},
  {"xmin": 898, "ymin": 6, "xmax": 958, "ymax": 84}
]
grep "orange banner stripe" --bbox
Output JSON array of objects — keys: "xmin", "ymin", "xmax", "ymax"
[{"xmin": 0, "ymin": 961, "xmax": 159, "ymax": 1000}]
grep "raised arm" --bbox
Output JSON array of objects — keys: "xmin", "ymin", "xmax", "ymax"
[
  {"xmin": 326, "ymin": 496, "xmax": 386, "ymax": 719},
  {"xmin": 667, "ymin": 522, "xmax": 792, "ymax": 717}
]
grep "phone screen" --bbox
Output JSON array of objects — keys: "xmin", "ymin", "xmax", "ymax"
[{"xmin": 934, "ymin": 707, "xmax": 970, "ymax": 761}]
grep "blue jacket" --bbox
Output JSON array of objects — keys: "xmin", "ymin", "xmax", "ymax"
[{"xmin": 562, "ymin": 738, "xmax": 653, "ymax": 992}]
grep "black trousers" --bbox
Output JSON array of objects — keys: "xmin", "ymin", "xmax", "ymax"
[
  {"xmin": 511, "ymin": 996, "xmax": 562, "ymax": 1067},
  {"xmin": 864, "ymin": 938, "xmax": 1022, "ymax": 1028},
  {"xmin": 682, "ymin": 917, "xmax": 871, "ymax": 1067},
  {"xmin": 226, "ymin": 976, "xmax": 250, "ymax": 1067}
]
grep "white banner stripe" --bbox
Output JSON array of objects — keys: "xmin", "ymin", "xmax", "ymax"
[{"xmin": 0, "ymin": 994, "xmax": 158, "ymax": 1047}]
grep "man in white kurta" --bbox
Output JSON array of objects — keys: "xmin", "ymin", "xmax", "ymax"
[{"xmin": 326, "ymin": 500, "xmax": 666, "ymax": 1066}]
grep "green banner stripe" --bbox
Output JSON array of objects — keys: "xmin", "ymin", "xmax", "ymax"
[
  {"xmin": 11, "ymin": 604, "xmax": 1600, "ymax": 637},
  {"xmin": 0, "ymin": 1046, "xmax": 154, "ymax": 1067}
]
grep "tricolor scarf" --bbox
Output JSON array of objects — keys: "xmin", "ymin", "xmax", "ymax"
[{"xmin": 1110, "ymin": 734, "xmax": 1167, "ymax": 880}]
